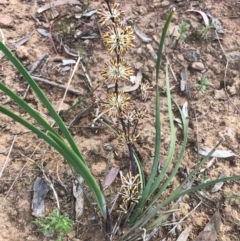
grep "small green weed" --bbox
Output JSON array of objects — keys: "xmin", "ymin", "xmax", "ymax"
[
  {"xmin": 199, "ymin": 174, "xmax": 209, "ymax": 184},
  {"xmin": 225, "ymin": 192, "xmax": 240, "ymax": 206},
  {"xmin": 196, "ymin": 24, "xmax": 214, "ymax": 39},
  {"xmin": 34, "ymin": 209, "xmax": 73, "ymax": 241},
  {"xmin": 177, "ymin": 21, "xmax": 190, "ymax": 40},
  {"xmin": 57, "ymin": 19, "xmax": 75, "ymax": 35},
  {"xmin": 195, "ymin": 76, "xmax": 213, "ymax": 93}
]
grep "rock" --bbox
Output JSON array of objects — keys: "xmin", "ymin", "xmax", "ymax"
[
  {"xmin": 135, "ymin": 62, "xmax": 143, "ymax": 69},
  {"xmin": 214, "ymin": 89, "xmax": 227, "ymax": 100},
  {"xmin": 189, "ymin": 20, "xmax": 200, "ymax": 29},
  {"xmin": 136, "ymin": 48, "xmax": 142, "ymax": 55},
  {"xmin": 227, "ymin": 85, "xmax": 237, "ymax": 96},
  {"xmin": 211, "ymin": 63, "xmax": 222, "ymax": 74},
  {"xmin": 189, "ymin": 61, "xmax": 205, "ymax": 71},
  {"xmin": 137, "ymin": 6, "xmax": 148, "ymax": 15},
  {"xmin": 161, "ymin": 1, "xmax": 170, "ymax": 7},
  {"xmin": 153, "ymin": 0, "xmax": 161, "ymax": 7},
  {"xmin": 136, "ymin": 0, "xmax": 143, "ymax": 6},
  {"xmin": 15, "ymin": 46, "xmax": 29, "ymax": 59},
  {"xmin": 149, "ymin": 22, "xmax": 156, "ymax": 29},
  {"xmin": 225, "ymin": 51, "xmax": 240, "ymax": 71},
  {"xmin": 177, "ymin": 54, "xmax": 185, "ymax": 62},
  {"xmin": 0, "ymin": 14, "xmax": 14, "ymax": 28}
]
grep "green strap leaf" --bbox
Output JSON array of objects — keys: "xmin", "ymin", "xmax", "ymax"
[
  {"xmin": 0, "ymin": 105, "xmax": 107, "ymax": 220},
  {"xmin": 0, "ymin": 41, "xmax": 83, "ymax": 161},
  {"xmin": 129, "ymin": 9, "xmax": 175, "ymax": 225}
]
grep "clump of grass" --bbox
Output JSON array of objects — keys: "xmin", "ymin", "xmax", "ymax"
[
  {"xmin": 95, "ymin": 1, "xmax": 240, "ymax": 240},
  {"xmin": 1, "ymin": 1, "xmax": 240, "ymax": 240},
  {"xmin": 34, "ymin": 209, "xmax": 73, "ymax": 241}
]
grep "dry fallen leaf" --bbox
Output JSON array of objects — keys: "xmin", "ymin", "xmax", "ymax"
[
  {"xmin": 211, "ymin": 172, "xmax": 225, "ymax": 193},
  {"xmin": 73, "ymin": 176, "xmax": 84, "ymax": 220},
  {"xmin": 194, "ymin": 210, "xmax": 221, "ymax": 241},
  {"xmin": 186, "ymin": 9, "xmax": 210, "ymax": 26},
  {"xmin": 37, "ymin": 0, "xmax": 81, "ymax": 13},
  {"xmin": 119, "ymin": 70, "xmax": 142, "ymax": 92},
  {"xmin": 196, "ymin": 145, "xmax": 239, "ymax": 158},
  {"xmin": 36, "ymin": 28, "xmax": 50, "ymax": 38},
  {"xmin": 146, "ymin": 44, "xmax": 157, "ymax": 60},
  {"xmin": 14, "ymin": 35, "xmax": 32, "ymax": 48},
  {"xmin": 104, "ymin": 167, "xmax": 119, "ymax": 187},
  {"xmin": 134, "ymin": 25, "xmax": 152, "ymax": 43},
  {"xmin": 176, "ymin": 227, "xmax": 189, "ymax": 241},
  {"xmin": 180, "ymin": 68, "xmax": 187, "ymax": 91}
]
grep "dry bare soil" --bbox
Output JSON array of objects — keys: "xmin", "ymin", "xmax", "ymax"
[{"xmin": 0, "ymin": 0, "xmax": 240, "ymax": 240}]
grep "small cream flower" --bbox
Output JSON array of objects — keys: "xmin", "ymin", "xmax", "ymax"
[
  {"xmin": 118, "ymin": 171, "xmax": 141, "ymax": 213},
  {"xmin": 102, "ymin": 91, "xmax": 130, "ymax": 117},
  {"xmin": 118, "ymin": 132, "xmax": 139, "ymax": 145},
  {"xmin": 101, "ymin": 58, "xmax": 133, "ymax": 82},
  {"xmin": 102, "ymin": 23, "xmax": 134, "ymax": 54},
  {"xmin": 140, "ymin": 82, "xmax": 152, "ymax": 101},
  {"xmin": 98, "ymin": 3, "xmax": 125, "ymax": 25}
]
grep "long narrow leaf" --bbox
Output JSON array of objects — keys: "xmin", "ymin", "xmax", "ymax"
[
  {"xmin": 148, "ymin": 60, "xmax": 176, "ymax": 196},
  {"xmin": 129, "ymin": 10, "xmax": 175, "ymax": 225},
  {"xmin": 0, "ymin": 41, "xmax": 83, "ymax": 161},
  {"xmin": 120, "ymin": 175, "xmax": 240, "ymax": 240},
  {"xmin": 138, "ymin": 138, "xmax": 225, "ymax": 227},
  {"xmin": 0, "ymin": 105, "xmax": 107, "ymax": 219},
  {"xmin": 145, "ymin": 99, "xmax": 188, "ymax": 211},
  {"xmin": 133, "ymin": 151, "xmax": 145, "ymax": 190},
  {"xmin": 0, "ymin": 82, "xmax": 61, "ymax": 138}
]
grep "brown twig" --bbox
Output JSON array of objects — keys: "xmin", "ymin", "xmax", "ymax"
[
  {"xmin": 31, "ymin": 75, "xmax": 83, "ymax": 95},
  {"xmin": 0, "ymin": 135, "xmax": 17, "ymax": 178},
  {"xmin": 23, "ymin": 54, "xmax": 48, "ymax": 99}
]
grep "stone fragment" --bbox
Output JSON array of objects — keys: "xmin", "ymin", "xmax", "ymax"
[
  {"xmin": 153, "ymin": 0, "xmax": 160, "ymax": 7},
  {"xmin": 0, "ymin": 14, "xmax": 14, "ymax": 28},
  {"xmin": 136, "ymin": 0, "xmax": 143, "ymax": 6},
  {"xmin": 227, "ymin": 85, "xmax": 237, "ymax": 96},
  {"xmin": 15, "ymin": 46, "xmax": 29, "ymax": 59},
  {"xmin": 189, "ymin": 20, "xmax": 200, "ymax": 29},
  {"xmin": 225, "ymin": 51, "xmax": 240, "ymax": 72},
  {"xmin": 190, "ymin": 61, "xmax": 205, "ymax": 71},
  {"xmin": 161, "ymin": 1, "xmax": 170, "ymax": 7},
  {"xmin": 149, "ymin": 22, "xmax": 156, "ymax": 29},
  {"xmin": 137, "ymin": 6, "xmax": 148, "ymax": 15},
  {"xmin": 214, "ymin": 89, "xmax": 227, "ymax": 100}
]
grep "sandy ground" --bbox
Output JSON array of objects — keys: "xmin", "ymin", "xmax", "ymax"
[{"xmin": 0, "ymin": 0, "xmax": 240, "ymax": 240}]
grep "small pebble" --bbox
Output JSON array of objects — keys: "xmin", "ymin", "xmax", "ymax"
[
  {"xmin": 161, "ymin": 1, "xmax": 170, "ymax": 7},
  {"xmin": 190, "ymin": 62, "xmax": 205, "ymax": 71}
]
